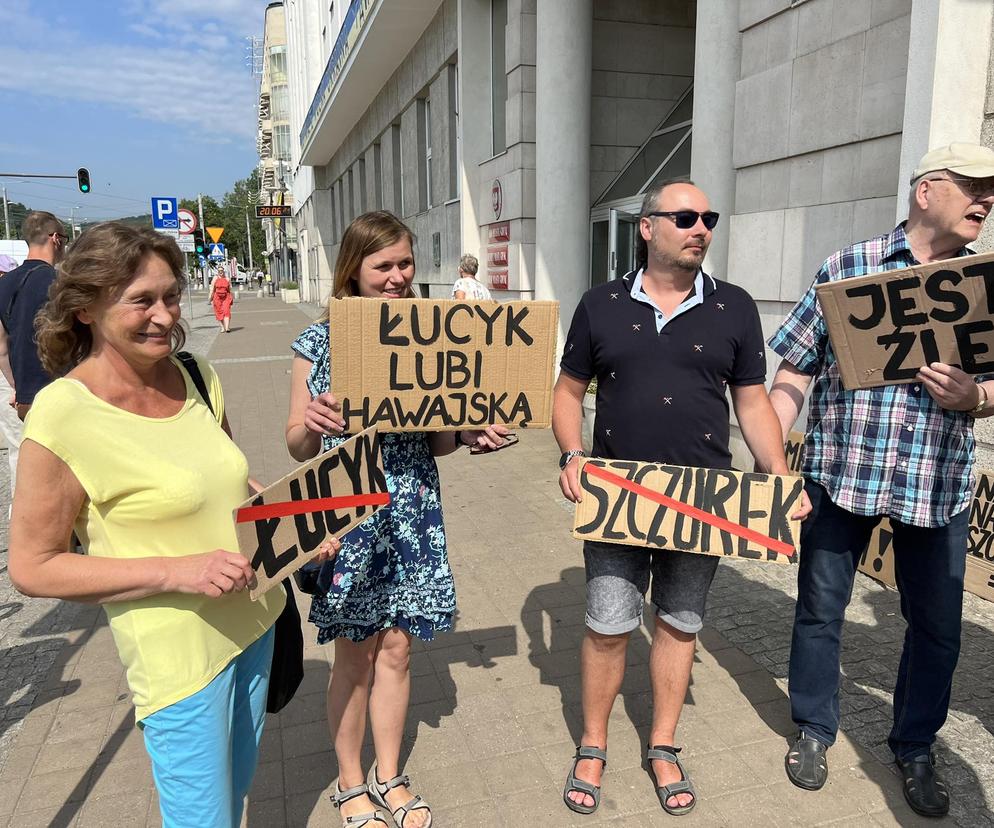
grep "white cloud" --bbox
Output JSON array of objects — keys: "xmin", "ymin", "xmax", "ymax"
[
  {"xmin": 0, "ymin": 2, "xmax": 263, "ymax": 142},
  {"xmin": 0, "ymin": 44, "xmax": 257, "ymax": 140}
]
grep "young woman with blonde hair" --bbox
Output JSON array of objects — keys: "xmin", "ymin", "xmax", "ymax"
[{"xmin": 286, "ymin": 211, "xmax": 507, "ymax": 828}]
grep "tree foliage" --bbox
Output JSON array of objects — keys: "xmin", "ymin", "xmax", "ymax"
[{"xmin": 179, "ymin": 168, "xmax": 266, "ymax": 268}]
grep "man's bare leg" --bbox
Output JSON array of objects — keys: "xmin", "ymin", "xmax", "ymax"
[
  {"xmin": 648, "ymin": 616, "xmax": 696, "ymax": 809},
  {"xmin": 566, "ymin": 629, "xmax": 629, "ymax": 809}
]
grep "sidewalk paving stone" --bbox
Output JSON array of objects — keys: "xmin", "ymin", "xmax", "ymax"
[{"xmin": 0, "ymin": 293, "xmax": 991, "ymax": 825}]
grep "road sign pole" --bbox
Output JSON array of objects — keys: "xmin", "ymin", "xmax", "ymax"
[
  {"xmin": 186, "ymin": 252, "xmax": 194, "ymax": 318},
  {"xmin": 198, "ymin": 194, "xmax": 206, "ymax": 289}
]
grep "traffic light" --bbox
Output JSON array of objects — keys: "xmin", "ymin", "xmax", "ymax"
[
  {"xmin": 76, "ymin": 168, "xmax": 91, "ymax": 193},
  {"xmin": 193, "ymin": 230, "xmax": 206, "ymax": 256}
]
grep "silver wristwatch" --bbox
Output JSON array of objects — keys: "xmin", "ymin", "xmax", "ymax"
[{"xmin": 559, "ymin": 449, "xmax": 587, "ymax": 469}]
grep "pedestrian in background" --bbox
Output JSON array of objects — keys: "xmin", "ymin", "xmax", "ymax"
[
  {"xmin": 0, "ymin": 254, "xmax": 23, "ymax": 515},
  {"xmin": 0, "ymin": 211, "xmax": 66, "ymax": 420},
  {"xmin": 209, "ymin": 267, "xmax": 234, "ymax": 333},
  {"xmin": 7, "ymin": 222, "xmax": 338, "ymax": 828},
  {"xmin": 450, "ymin": 253, "xmax": 492, "ymax": 300},
  {"xmin": 285, "ymin": 211, "xmax": 507, "ymax": 828},
  {"xmin": 768, "ymin": 142, "xmax": 994, "ymax": 817}
]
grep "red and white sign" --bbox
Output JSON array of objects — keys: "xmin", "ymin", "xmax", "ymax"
[
  {"xmin": 488, "ymin": 221, "xmax": 510, "ymax": 244},
  {"xmin": 490, "ymin": 271, "xmax": 509, "ymax": 290},
  {"xmin": 177, "ymin": 208, "xmax": 197, "ymax": 235},
  {"xmin": 487, "ymin": 246, "xmax": 509, "ymax": 268}
]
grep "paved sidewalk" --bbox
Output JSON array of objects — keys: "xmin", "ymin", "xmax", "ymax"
[{"xmin": 0, "ymin": 292, "xmax": 990, "ymax": 825}]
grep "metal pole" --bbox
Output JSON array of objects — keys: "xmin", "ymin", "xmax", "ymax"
[
  {"xmin": 198, "ymin": 193, "xmax": 206, "ymax": 289},
  {"xmin": 2, "ymin": 186, "xmax": 10, "ymax": 239},
  {"xmin": 245, "ymin": 208, "xmax": 254, "ymax": 271},
  {"xmin": 186, "ymin": 252, "xmax": 194, "ymax": 318}
]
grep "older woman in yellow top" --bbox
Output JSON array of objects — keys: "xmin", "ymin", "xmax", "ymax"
[{"xmin": 8, "ymin": 222, "xmax": 337, "ymax": 828}]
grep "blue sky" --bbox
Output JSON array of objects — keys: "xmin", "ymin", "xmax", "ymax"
[{"xmin": 0, "ymin": 0, "xmax": 272, "ymax": 225}]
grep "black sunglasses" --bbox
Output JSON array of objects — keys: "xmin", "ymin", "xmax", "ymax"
[{"xmin": 646, "ymin": 210, "xmax": 720, "ymax": 230}]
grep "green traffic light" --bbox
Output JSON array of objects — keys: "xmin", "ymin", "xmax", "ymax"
[{"xmin": 81, "ymin": 184, "xmax": 89, "ymax": 192}]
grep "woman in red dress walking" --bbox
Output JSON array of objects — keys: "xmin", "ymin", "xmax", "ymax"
[{"xmin": 209, "ymin": 269, "xmax": 233, "ymax": 333}]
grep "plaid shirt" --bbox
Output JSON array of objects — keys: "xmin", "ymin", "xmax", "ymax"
[{"xmin": 768, "ymin": 224, "xmax": 979, "ymax": 528}]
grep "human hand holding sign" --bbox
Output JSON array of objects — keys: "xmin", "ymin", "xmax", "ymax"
[
  {"xmin": 792, "ymin": 490, "xmax": 813, "ymax": 521},
  {"xmin": 560, "ymin": 455, "xmax": 584, "ymax": 504},
  {"xmin": 305, "ymin": 391, "xmax": 347, "ymax": 436},
  {"xmin": 917, "ymin": 362, "xmax": 982, "ymax": 410},
  {"xmin": 460, "ymin": 423, "xmax": 512, "ymax": 453},
  {"xmin": 168, "ymin": 550, "xmax": 257, "ymax": 598}
]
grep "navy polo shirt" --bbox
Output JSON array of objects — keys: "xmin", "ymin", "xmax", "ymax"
[
  {"xmin": 0, "ymin": 259, "xmax": 57, "ymax": 405},
  {"xmin": 560, "ymin": 269, "xmax": 767, "ymax": 469}
]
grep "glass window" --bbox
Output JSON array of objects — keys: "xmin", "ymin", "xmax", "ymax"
[
  {"xmin": 648, "ymin": 133, "xmax": 692, "ymax": 188},
  {"xmin": 271, "ymin": 85, "xmax": 289, "ymax": 122},
  {"xmin": 601, "ymin": 128, "xmax": 689, "ymax": 203},
  {"xmin": 491, "ymin": 0, "xmax": 507, "ymax": 155},
  {"xmin": 273, "ymin": 124, "xmax": 292, "ymax": 161},
  {"xmin": 269, "ymin": 45, "xmax": 287, "ymax": 85},
  {"xmin": 595, "ymin": 85, "xmax": 694, "ymax": 206},
  {"xmin": 425, "ymin": 98, "xmax": 433, "ymax": 209}
]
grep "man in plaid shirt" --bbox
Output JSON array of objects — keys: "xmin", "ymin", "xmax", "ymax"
[{"xmin": 768, "ymin": 143, "xmax": 994, "ymax": 817}]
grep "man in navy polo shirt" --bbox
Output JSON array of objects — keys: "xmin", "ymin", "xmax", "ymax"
[
  {"xmin": 0, "ymin": 210, "xmax": 66, "ymax": 421},
  {"xmin": 554, "ymin": 180, "xmax": 808, "ymax": 816}
]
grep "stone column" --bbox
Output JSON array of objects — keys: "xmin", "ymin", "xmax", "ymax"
[
  {"xmin": 534, "ymin": 0, "xmax": 592, "ymax": 345},
  {"xmin": 690, "ymin": 0, "xmax": 740, "ymax": 282},
  {"xmin": 898, "ymin": 0, "xmax": 994, "ymax": 221}
]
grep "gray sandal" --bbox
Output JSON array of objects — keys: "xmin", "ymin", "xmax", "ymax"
[
  {"xmin": 646, "ymin": 744, "xmax": 696, "ymax": 816},
  {"xmin": 331, "ymin": 783, "xmax": 389, "ymax": 827},
  {"xmin": 367, "ymin": 764, "xmax": 432, "ymax": 828},
  {"xmin": 563, "ymin": 745, "xmax": 607, "ymax": 815}
]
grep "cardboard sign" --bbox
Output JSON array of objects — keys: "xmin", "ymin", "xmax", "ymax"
[
  {"xmin": 784, "ymin": 430, "xmax": 896, "ymax": 584},
  {"xmin": 966, "ymin": 472, "xmax": 994, "ymax": 603},
  {"xmin": 572, "ymin": 458, "xmax": 804, "ymax": 563},
  {"xmin": 329, "ymin": 298, "xmax": 558, "ymax": 432},
  {"xmin": 235, "ymin": 428, "xmax": 390, "ymax": 599},
  {"xmin": 816, "ymin": 251, "xmax": 994, "ymax": 390},
  {"xmin": 784, "ymin": 431, "xmax": 994, "ymax": 601}
]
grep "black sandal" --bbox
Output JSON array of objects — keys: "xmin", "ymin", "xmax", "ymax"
[
  {"xmin": 563, "ymin": 745, "xmax": 607, "ymax": 815},
  {"xmin": 896, "ymin": 753, "xmax": 950, "ymax": 817},
  {"xmin": 331, "ymin": 783, "xmax": 389, "ymax": 827},
  {"xmin": 646, "ymin": 744, "xmax": 696, "ymax": 816},
  {"xmin": 785, "ymin": 731, "xmax": 828, "ymax": 791}
]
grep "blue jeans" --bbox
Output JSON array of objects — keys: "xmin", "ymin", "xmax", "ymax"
[
  {"xmin": 142, "ymin": 627, "xmax": 274, "ymax": 828},
  {"xmin": 788, "ymin": 482, "xmax": 967, "ymax": 761}
]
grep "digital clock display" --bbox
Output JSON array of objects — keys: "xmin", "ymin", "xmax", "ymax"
[{"xmin": 255, "ymin": 205, "xmax": 293, "ymax": 218}]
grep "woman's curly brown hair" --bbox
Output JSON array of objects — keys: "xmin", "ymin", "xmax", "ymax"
[{"xmin": 35, "ymin": 221, "xmax": 188, "ymax": 376}]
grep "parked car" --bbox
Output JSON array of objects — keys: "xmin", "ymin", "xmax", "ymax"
[{"xmin": 233, "ymin": 267, "xmax": 250, "ymax": 286}]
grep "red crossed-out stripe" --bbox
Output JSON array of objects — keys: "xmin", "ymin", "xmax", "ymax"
[
  {"xmin": 236, "ymin": 492, "xmax": 391, "ymax": 523},
  {"xmin": 582, "ymin": 463, "xmax": 795, "ymax": 558}
]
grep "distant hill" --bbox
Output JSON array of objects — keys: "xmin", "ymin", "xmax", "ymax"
[{"xmin": 80, "ymin": 214, "xmax": 152, "ymax": 229}]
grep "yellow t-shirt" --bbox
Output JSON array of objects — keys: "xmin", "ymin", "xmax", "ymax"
[{"xmin": 23, "ymin": 355, "xmax": 284, "ymax": 721}]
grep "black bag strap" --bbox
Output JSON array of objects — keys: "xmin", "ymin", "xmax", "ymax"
[{"xmin": 175, "ymin": 351, "xmax": 216, "ymax": 419}]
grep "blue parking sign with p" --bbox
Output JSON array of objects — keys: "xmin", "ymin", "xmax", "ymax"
[{"xmin": 151, "ymin": 197, "xmax": 178, "ymax": 229}]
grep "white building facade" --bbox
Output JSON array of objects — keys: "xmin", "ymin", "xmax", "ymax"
[{"xmin": 280, "ymin": 0, "xmax": 994, "ymax": 462}]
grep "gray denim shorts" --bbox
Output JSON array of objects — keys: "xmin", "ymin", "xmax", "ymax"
[{"xmin": 583, "ymin": 540, "xmax": 720, "ymax": 635}]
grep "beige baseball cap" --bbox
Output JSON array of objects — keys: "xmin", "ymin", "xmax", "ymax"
[{"xmin": 911, "ymin": 142, "xmax": 994, "ymax": 182}]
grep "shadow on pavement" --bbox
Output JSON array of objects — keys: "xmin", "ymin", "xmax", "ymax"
[{"xmin": 712, "ymin": 564, "xmax": 994, "ymax": 824}]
